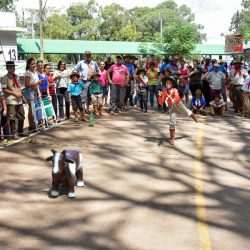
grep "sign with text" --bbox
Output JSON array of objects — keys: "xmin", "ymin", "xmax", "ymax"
[
  {"xmin": 0, "ymin": 46, "xmax": 18, "ymax": 62},
  {"xmin": 225, "ymin": 34, "xmax": 243, "ymax": 53}
]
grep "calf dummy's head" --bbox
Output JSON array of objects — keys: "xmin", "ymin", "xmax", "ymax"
[{"xmin": 46, "ymin": 149, "xmax": 74, "ymax": 174}]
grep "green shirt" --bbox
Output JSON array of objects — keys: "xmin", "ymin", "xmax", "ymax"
[{"xmin": 89, "ymin": 81, "xmax": 103, "ymax": 95}]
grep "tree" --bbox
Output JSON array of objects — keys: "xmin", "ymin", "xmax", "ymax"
[
  {"xmin": 0, "ymin": 0, "xmax": 17, "ymax": 11},
  {"xmin": 229, "ymin": 1, "xmax": 250, "ymax": 40}
]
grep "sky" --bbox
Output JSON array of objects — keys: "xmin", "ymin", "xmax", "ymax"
[{"xmin": 16, "ymin": 0, "xmax": 242, "ymax": 44}]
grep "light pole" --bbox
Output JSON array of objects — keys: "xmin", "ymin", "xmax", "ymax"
[{"xmin": 39, "ymin": 0, "xmax": 44, "ymax": 60}]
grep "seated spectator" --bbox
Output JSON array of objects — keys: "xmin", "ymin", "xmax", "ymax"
[
  {"xmin": 190, "ymin": 89, "xmax": 207, "ymax": 116},
  {"xmin": 209, "ymin": 94, "xmax": 226, "ymax": 117}
]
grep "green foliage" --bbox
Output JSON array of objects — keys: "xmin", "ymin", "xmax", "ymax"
[
  {"xmin": 229, "ymin": 1, "xmax": 250, "ymax": 40},
  {"xmin": 161, "ymin": 22, "xmax": 198, "ymax": 57},
  {"xmin": 18, "ymin": 0, "xmax": 206, "ymax": 56},
  {"xmin": 0, "ymin": 0, "xmax": 17, "ymax": 11}
]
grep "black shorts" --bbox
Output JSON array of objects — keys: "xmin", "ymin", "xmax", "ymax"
[{"xmin": 72, "ymin": 95, "xmax": 83, "ymax": 112}]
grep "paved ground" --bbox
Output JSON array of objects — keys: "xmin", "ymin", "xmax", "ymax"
[{"xmin": 0, "ymin": 108, "xmax": 249, "ymax": 250}]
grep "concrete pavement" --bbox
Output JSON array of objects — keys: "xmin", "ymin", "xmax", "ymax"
[{"xmin": 0, "ymin": 108, "xmax": 249, "ymax": 250}]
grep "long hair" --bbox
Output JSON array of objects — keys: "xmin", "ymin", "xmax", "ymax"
[
  {"xmin": 25, "ymin": 57, "xmax": 36, "ymax": 70},
  {"xmin": 57, "ymin": 60, "xmax": 66, "ymax": 70}
]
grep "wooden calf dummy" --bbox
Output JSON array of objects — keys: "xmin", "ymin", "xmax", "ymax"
[{"xmin": 46, "ymin": 149, "xmax": 84, "ymax": 198}]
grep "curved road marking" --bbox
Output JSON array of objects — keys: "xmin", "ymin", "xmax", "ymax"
[{"xmin": 195, "ymin": 123, "xmax": 212, "ymax": 250}]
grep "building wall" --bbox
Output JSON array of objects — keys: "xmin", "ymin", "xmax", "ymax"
[{"xmin": 0, "ymin": 31, "xmax": 18, "ymax": 62}]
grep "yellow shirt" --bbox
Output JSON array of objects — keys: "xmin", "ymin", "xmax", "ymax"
[{"xmin": 147, "ymin": 69, "xmax": 158, "ymax": 85}]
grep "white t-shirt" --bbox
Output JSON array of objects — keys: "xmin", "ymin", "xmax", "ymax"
[
  {"xmin": 24, "ymin": 70, "xmax": 39, "ymax": 88},
  {"xmin": 242, "ymin": 76, "xmax": 250, "ymax": 92},
  {"xmin": 230, "ymin": 69, "xmax": 247, "ymax": 86},
  {"xmin": 207, "ymin": 71, "xmax": 225, "ymax": 90}
]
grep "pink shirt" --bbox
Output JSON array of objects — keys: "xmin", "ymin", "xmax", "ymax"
[
  {"xmin": 109, "ymin": 64, "xmax": 129, "ymax": 85},
  {"xmin": 98, "ymin": 69, "xmax": 107, "ymax": 87}
]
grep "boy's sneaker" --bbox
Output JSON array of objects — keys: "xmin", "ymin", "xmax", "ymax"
[{"xmin": 110, "ymin": 111, "xmax": 114, "ymax": 115}]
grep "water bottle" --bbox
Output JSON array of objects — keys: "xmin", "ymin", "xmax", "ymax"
[{"xmin": 89, "ymin": 111, "xmax": 94, "ymax": 127}]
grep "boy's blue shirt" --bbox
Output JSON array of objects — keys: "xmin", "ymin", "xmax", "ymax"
[{"xmin": 67, "ymin": 80, "xmax": 85, "ymax": 96}]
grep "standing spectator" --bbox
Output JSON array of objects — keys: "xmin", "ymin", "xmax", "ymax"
[
  {"xmin": 138, "ymin": 59, "xmax": 145, "ymax": 71},
  {"xmin": 180, "ymin": 61, "xmax": 190, "ymax": 105},
  {"xmin": 241, "ymin": 70, "xmax": 250, "ymax": 117},
  {"xmin": 229, "ymin": 60, "xmax": 247, "ymax": 113},
  {"xmin": 145, "ymin": 54, "xmax": 159, "ymax": 71},
  {"xmin": 74, "ymin": 51, "xmax": 99, "ymax": 113},
  {"xmin": 37, "ymin": 60, "xmax": 51, "ymax": 99},
  {"xmin": 23, "ymin": 57, "xmax": 43, "ymax": 131},
  {"xmin": 189, "ymin": 60, "xmax": 203, "ymax": 97},
  {"xmin": 201, "ymin": 56, "xmax": 211, "ymax": 106},
  {"xmin": 0, "ymin": 82, "xmax": 7, "ymax": 142},
  {"xmin": 44, "ymin": 63, "xmax": 58, "ymax": 118},
  {"xmin": 98, "ymin": 61, "xmax": 108, "ymax": 107},
  {"xmin": 1, "ymin": 61, "xmax": 27, "ymax": 140},
  {"xmin": 104, "ymin": 56, "xmax": 115, "ymax": 71},
  {"xmin": 67, "ymin": 70, "xmax": 87, "ymax": 122},
  {"xmin": 108, "ymin": 55, "xmax": 130, "ymax": 115},
  {"xmin": 146, "ymin": 62, "xmax": 159, "ymax": 109},
  {"xmin": 54, "ymin": 60, "xmax": 70, "ymax": 122},
  {"xmin": 89, "ymin": 72, "xmax": 104, "ymax": 116},
  {"xmin": 136, "ymin": 69, "xmax": 148, "ymax": 113},
  {"xmin": 123, "ymin": 55, "xmax": 135, "ymax": 107},
  {"xmin": 202, "ymin": 63, "xmax": 225, "ymax": 101},
  {"xmin": 165, "ymin": 57, "xmax": 181, "ymax": 80}
]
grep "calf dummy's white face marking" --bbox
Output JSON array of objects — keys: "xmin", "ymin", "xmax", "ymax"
[{"xmin": 53, "ymin": 152, "xmax": 61, "ymax": 174}]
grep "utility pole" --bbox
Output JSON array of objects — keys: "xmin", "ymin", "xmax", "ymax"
[
  {"xmin": 39, "ymin": 0, "xmax": 44, "ymax": 60},
  {"xmin": 31, "ymin": 10, "xmax": 35, "ymax": 39}
]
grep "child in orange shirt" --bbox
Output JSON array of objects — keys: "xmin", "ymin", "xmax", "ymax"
[{"xmin": 158, "ymin": 77, "xmax": 198, "ymax": 145}]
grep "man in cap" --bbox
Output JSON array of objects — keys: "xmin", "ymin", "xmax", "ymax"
[
  {"xmin": 202, "ymin": 63, "xmax": 225, "ymax": 102},
  {"xmin": 107, "ymin": 55, "xmax": 130, "ymax": 114},
  {"xmin": 229, "ymin": 59, "xmax": 247, "ymax": 112},
  {"xmin": 74, "ymin": 51, "xmax": 99, "ymax": 113},
  {"xmin": 1, "ymin": 61, "xmax": 27, "ymax": 140}
]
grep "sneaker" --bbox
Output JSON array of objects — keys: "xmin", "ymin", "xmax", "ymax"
[
  {"xmin": 74, "ymin": 117, "xmax": 79, "ymax": 122},
  {"xmin": 18, "ymin": 133, "xmax": 29, "ymax": 137},
  {"xmin": 110, "ymin": 111, "xmax": 114, "ymax": 115},
  {"xmin": 11, "ymin": 135, "xmax": 19, "ymax": 140}
]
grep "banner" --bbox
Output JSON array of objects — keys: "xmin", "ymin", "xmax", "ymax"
[{"xmin": 225, "ymin": 34, "xmax": 243, "ymax": 53}]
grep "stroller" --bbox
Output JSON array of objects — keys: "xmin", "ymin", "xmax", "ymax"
[{"xmin": 31, "ymin": 97, "xmax": 56, "ymax": 130}]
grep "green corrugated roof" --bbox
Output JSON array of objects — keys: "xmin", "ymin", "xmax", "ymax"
[{"xmin": 17, "ymin": 38, "xmax": 225, "ymax": 55}]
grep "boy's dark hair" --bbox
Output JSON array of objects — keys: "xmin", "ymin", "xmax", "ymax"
[
  {"xmin": 161, "ymin": 77, "xmax": 178, "ymax": 88},
  {"xmin": 248, "ymin": 70, "xmax": 250, "ymax": 75}
]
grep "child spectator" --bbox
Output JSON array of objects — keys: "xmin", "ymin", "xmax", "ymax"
[
  {"xmin": 67, "ymin": 70, "xmax": 87, "ymax": 122},
  {"xmin": 209, "ymin": 94, "xmax": 226, "ymax": 117},
  {"xmin": 136, "ymin": 69, "xmax": 148, "ymax": 112},
  {"xmin": 190, "ymin": 89, "xmax": 207, "ymax": 116},
  {"xmin": 89, "ymin": 72, "xmax": 104, "ymax": 116}
]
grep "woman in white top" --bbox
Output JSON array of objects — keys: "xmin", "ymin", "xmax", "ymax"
[
  {"xmin": 54, "ymin": 60, "xmax": 70, "ymax": 122},
  {"xmin": 24, "ymin": 57, "xmax": 43, "ymax": 131}
]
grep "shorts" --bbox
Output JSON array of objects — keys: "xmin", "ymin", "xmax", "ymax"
[
  {"xmin": 72, "ymin": 95, "xmax": 83, "ymax": 112},
  {"xmin": 23, "ymin": 88, "xmax": 37, "ymax": 101}
]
